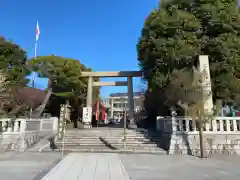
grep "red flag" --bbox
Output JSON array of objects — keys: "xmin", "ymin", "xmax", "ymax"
[
  {"xmin": 101, "ymin": 106, "xmax": 106, "ymax": 120},
  {"xmin": 36, "ymin": 21, "xmax": 40, "ymax": 42}
]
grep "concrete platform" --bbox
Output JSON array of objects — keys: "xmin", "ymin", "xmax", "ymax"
[{"xmin": 40, "ymin": 153, "xmax": 130, "ymax": 180}]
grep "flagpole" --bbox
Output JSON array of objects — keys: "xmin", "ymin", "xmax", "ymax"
[
  {"xmin": 30, "ymin": 43, "xmax": 37, "ymax": 118},
  {"xmin": 32, "ymin": 41, "xmax": 37, "ymax": 87},
  {"xmin": 30, "ymin": 21, "xmax": 39, "ymax": 118}
]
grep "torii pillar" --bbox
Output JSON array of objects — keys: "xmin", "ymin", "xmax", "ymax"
[
  {"xmin": 83, "ymin": 76, "xmax": 93, "ymax": 129},
  {"xmin": 127, "ymin": 76, "xmax": 135, "ymax": 125},
  {"xmin": 86, "ymin": 76, "xmax": 93, "ymax": 107}
]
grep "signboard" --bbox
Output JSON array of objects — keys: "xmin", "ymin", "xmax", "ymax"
[{"xmin": 82, "ymin": 107, "xmax": 92, "ymax": 123}]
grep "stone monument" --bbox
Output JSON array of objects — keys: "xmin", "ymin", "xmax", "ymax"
[{"xmin": 198, "ymin": 55, "xmax": 214, "ymax": 114}]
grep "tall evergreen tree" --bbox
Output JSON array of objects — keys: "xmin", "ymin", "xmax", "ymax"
[
  {"xmin": 0, "ymin": 36, "xmax": 29, "ymax": 84},
  {"xmin": 137, "ymin": 0, "xmax": 240, "ymax": 103}
]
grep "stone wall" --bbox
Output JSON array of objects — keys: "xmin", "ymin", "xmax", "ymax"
[
  {"xmin": 157, "ymin": 116, "xmax": 240, "ymax": 156},
  {"xmin": 0, "ymin": 117, "xmax": 58, "ymax": 151},
  {"xmin": 163, "ymin": 133, "xmax": 240, "ymax": 156}
]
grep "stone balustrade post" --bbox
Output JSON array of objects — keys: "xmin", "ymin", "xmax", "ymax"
[
  {"xmin": 7, "ymin": 119, "xmax": 13, "ymax": 132},
  {"xmin": 2, "ymin": 120, "xmax": 7, "ymax": 132},
  {"xmin": 192, "ymin": 119, "xmax": 197, "ymax": 131},
  {"xmin": 19, "ymin": 119, "xmax": 27, "ymax": 151},
  {"xmin": 20, "ymin": 119, "xmax": 26, "ymax": 133},
  {"xmin": 185, "ymin": 118, "xmax": 189, "ymax": 132},
  {"xmin": 219, "ymin": 120, "xmax": 224, "ymax": 132},
  {"xmin": 233, "ymin": 119, "xmax": 238, "ymax": 131},
  {"xmin": 212, "ymin": 118, "xmax": 217, "ymax": 132},
  {"xmin": 13, "ymin": 120, "xmax": 19, "ymax": 132},
  {"xmin": 226, "ymin": 119, "xmax": 231, "ymax": 131},
  {"xmin": 205, "ymin": 122, "xmax": 210, "ymax": 131}
]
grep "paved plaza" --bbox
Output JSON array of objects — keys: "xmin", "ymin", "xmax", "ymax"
[
  {"xmin": 0, "ymin": 152, "xmax": 240, "ymax": 180},
  {"xmin": 0, "ymin": 152, "xmax": 62, "ymax": 180}
]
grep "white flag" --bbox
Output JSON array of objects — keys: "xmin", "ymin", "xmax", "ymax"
[{"xmin": 36, "ymin": 21, "xmax": 40, "ymax": 41}]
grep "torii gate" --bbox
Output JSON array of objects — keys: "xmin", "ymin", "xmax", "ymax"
[{"xmin": 81, "ymin": 71, "xmax": 143, "ymax": 128}]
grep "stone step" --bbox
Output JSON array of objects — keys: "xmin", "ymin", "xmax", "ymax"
[
  {"xmin": 61, "ymin": 136, "xmax": 162, "ymax": 141},
  {"xmin": 64, "ymin": 132, "xmax": 146, "ymax": 134},
  {"xmin": 65, "ymin": 131, "xmax": 149, "ymax": 135},
  {"xmin": 42, "ymin": 148, "xmax": 166, "ymax": 154},
  {"xmin": 61, "ymin": 138, "xmax": 162, "ymax": 142},
  {"xmin": 57, "ymin": 139, "xmax": 160, "ymax": 144},
  {"xmin": 63, "ymin": 136, "xmax": 161, "ymax": 139},
  {"xmin": 64, "ymin": 136, "xmax": 150, "ymax": 139},
  {"xmin": 55, "ymin": 142, "xmax": 159, "ymax": 147},
  {"xmin": 61, "ymin": 139, "xmax": 162, "ymax": 143},
  {"xmin": 64, "ymin": 133, "xmax": 150, "ymax": 136},
  {"xmin": 60, "ymin": 140, "xmax": 162, "ymax": 144},
  {"xmin": 62, "ymin": 139, "xmax": 162, "ymax": 144},
  {"xmin": 56, "ymin": 141, "xmax": 159, "ymax": 145},
  {"xmin": 66, "ymin": 129, "xmax": 148, "ymax": 132},
  {"xmin": 53, "ymin": 145, "xmax": 163, "ymax": 151},
  {"xmin": 66, "ymin": 130, "xmax": 148, "ymax": 133}
]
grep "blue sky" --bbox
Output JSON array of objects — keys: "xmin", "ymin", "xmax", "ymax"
[{"xmin": 0, "ymin": 0, "xmax": 158, "ymax": 97}]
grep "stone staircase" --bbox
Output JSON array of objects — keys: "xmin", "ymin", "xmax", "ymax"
[{"xmin": 43, "ymin": 128, "xmax": 166, "ymax": 154}]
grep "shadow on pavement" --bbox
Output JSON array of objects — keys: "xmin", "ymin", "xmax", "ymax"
[
  {"xmin": 134, "ymin": 126, "xmax": 193, "ymax": 155},
  {"xmin": 99, "ymin": 137, "xmax": 117, "ymax": 150},
  {"xmin": 134, "ymin": 128, "xmax": 170, "ymax": 151}
]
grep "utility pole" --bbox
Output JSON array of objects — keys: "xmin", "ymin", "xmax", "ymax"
[{"xmin": 123, "ymin": 106, "xmax": 127, "ymax": 141}]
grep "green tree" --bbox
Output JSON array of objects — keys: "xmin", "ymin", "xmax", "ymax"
[
  {"xmin": 28, "ymin": 55, "xmax": 100, "ymax": 126},
  {"xmin": 0, "ymin": 36, "xmax": 29, "ymax": 84},
  {"xmin": 137, "ymin": 0, "xmax": 240, "ymax": 102},
  {"xmin": 0, "ymin": 37, "xmax": 30, "ymax": 118}
]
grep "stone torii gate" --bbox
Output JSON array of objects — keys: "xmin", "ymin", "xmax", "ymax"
[{"xmin": 81, "ymin": 71, "xmax": 143, "ymax": 128}]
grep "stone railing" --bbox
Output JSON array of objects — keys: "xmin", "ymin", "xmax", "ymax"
[
  {"xmin": 0, "ymin": 117, "xmax": 58, "ymax": 133},
  {"xmin": 156, "ymin": 116, "xmax": 240, "ymax": 134},
  {"xmin": 0, "ymin": 117, "xmax": 58, "ymax": 151},
  {"xmin": 156, "ymin": 116, "xmax": 240, "ymax": 155}
]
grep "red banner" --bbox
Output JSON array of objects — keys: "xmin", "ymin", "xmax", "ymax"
[
  {"xmin": 96, "ymin": 101, "xmax": 99, "ymax": 120},
  {"xmin": 101, "ymin": 106, "xmax": 106, "ymax": 120}
]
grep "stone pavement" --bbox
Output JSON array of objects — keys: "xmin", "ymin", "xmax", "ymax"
[
  {"xmin": 41, "ymin": 153, "xmax": 130, "ymax": 180},
  {"xmin": 1, "ymin": 152, "xmax": 240, "ymax": 180},
  {"xmin": 120, "ymin": 154, "xmax": 240, "ymax": 180},
  {"xmin": 0, "ymin": 152, "xmax": 62, "ymax": 180}
]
